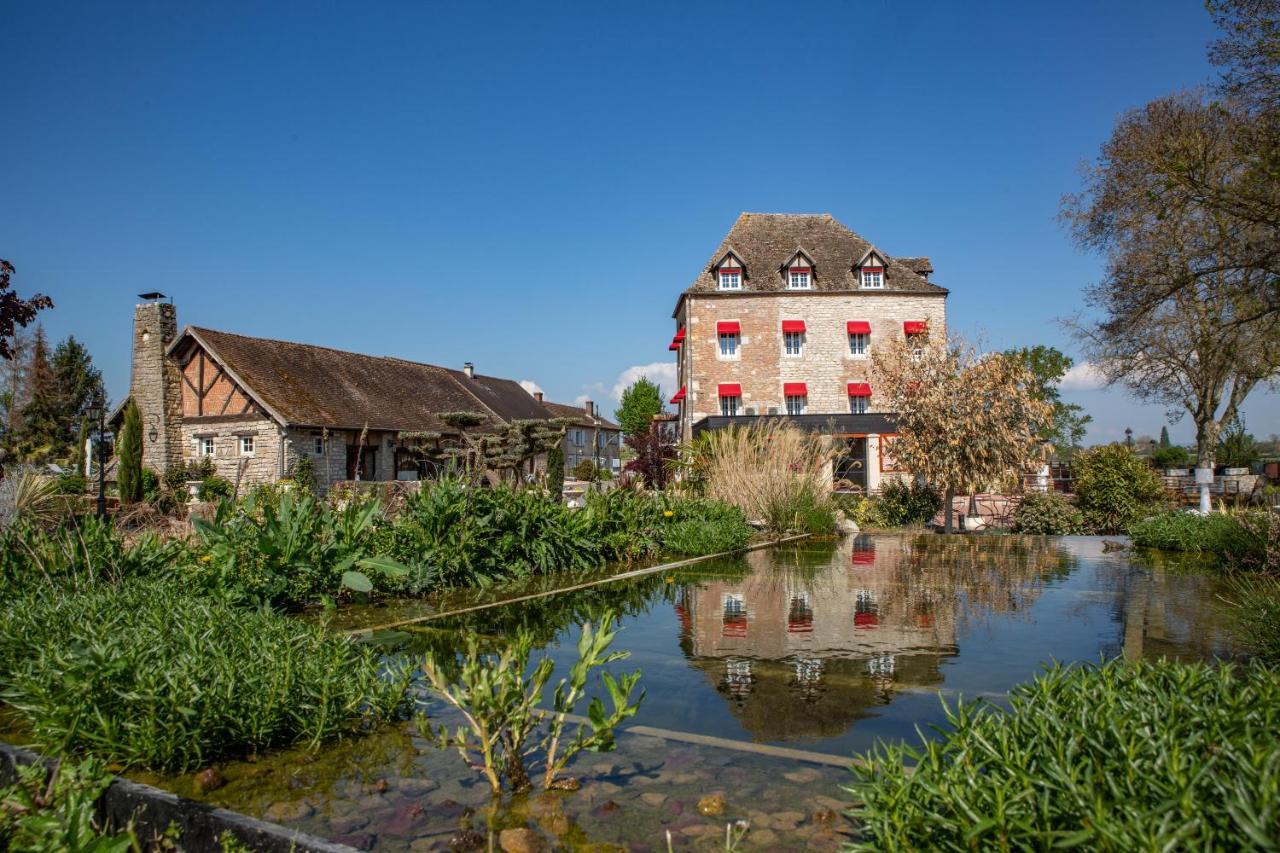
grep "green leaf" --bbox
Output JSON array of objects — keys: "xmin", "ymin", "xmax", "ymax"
[
  {"xmin": 358, "ymin": 555, "xmax": 411, "ymax": 578},
  {"xmin": 340, "ymin": 570, "xmax": 373, "ymax": 593}
]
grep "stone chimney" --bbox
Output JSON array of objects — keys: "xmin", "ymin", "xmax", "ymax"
[
  {"xmin": 463, "ymin": 362, "xmax": 475, "ymax": 379},
  {"xmin": 130, "ymin": 297, "xmax": 184, "ymax": 472},
  {"xmin": 533, "ymin": 391, "xmax": 544, "ymax": 403},
  {"xmin": 583, "ymin": 399, "xmax": 594, "ymax": 418}
]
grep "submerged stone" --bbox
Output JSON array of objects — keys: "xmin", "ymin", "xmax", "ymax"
[
  {"xmin": 193, "ymin": 768, "xmax": 226, "ymax": 793},
  {"xmin": 498, "ymin": 827, "xmax": 546, "ymax": 853},
  {"xmin": 696, "ymin": 793, "xmax": 726, "ymax": 816}
]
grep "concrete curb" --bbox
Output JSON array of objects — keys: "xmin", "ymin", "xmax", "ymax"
[{"xmin": 0, "ymin": 741, "xmax": 354, "ymax": 853}]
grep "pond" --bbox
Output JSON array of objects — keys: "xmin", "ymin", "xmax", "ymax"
[{"xmin": 145, "ymin": 534, "xmax": 1244, "ymax": 851}]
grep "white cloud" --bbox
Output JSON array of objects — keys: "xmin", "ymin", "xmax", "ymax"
[
  {"xmin": 1060, "ymin": 361, "xmax": 1108, "ymax": 391},
  {"xmin": 601, "ymin": 362, "xmax": 679, "ymax": 403},
  {"xmin": 518, "ymin": 379, "xmax": 543, "ymax": 396}
]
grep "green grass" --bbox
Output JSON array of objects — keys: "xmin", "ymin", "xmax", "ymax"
[
  {"xmin": 1128, "ymin": 510, "xmax": 1264, "ymax": 558},
  {"xmin": 845, "ymin": 658, "xmax": 1280, "ymax": 851},
  {"xmin": 0, "ymin": 578, "xmax": 409, "ymax": 772}
]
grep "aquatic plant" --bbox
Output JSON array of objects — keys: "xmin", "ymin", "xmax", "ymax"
[
  {"xmin": 0, "ymin": 578, "xmax": 409, "ymax": 772},
  {"xmin": 844, "ymin": 658, "xmax": 1280, "ymax": 850},
  {"xmin": 0, "ymin": 756, "xmax": 135, "ymax": 851},
  {"xmin": 0, "ymin": 515, "xmax": 183, "ymax": 597},
  {"xmin": 418, "ymin": 611, "xmax": 643, "ymax": 793},
  {"xmin": 1012, "ymin": 491, "xmax": 1085, "ymax": 535},
  {"xmin": 1221, "ymin": 573, "xmax": 1280, "ymax": 663}
]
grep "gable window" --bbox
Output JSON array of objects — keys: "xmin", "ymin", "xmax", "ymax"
[
  {"xmin": 718, "ymin": 269, "xmax": 742, "ymax": 290},
  {"xmin": 719, "ymin": 384, "xmax": 741, "ymax": 417},
  {"xmin": 860, "ymin": 268, "xmax": 884, "ymax": 289},
  {"xmin": 783, "ymin": 383, "xmax": 807, "ymax": 415},
  {"xmin": 240, "ymin": 436, "xmax": 255, "ymax": 456},
  {"xmin": 788, "ymin": 269, "xmax": 811, "ymax": 290},
  {"xmin": 716, "ymin": 321, "xmax": 741, "ymax": 358},
  {"xmin": 199, "ymin": 437, "xmax": 214, "ymax": 457}
]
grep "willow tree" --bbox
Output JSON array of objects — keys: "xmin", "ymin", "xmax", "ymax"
[{"xmin": 872, "ymin": 337, "xmax": 1053, "ymax": 533}]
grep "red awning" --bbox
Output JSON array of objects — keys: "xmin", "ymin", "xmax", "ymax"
[
  {"xmin": 789, "ymin": 266, "xmax": 812, "ymax": 274},
  {"xmin": 781, "ymin": 320, "xmax": 806, "ymax": 333},
  {"xmin": 847, "ymin": 321, "xmax": 871, "ymax": 335},
  {"xmin": 718, "ymin": 383, "xmax": 741, "ymax": 397},
  {"xmin": 668, "ymin": 342, "xmax": 679, "ymax": 351},
  {"xmin": 670, "ymin": 387, "xmax": 686, "ymax": 403},
  {"xmin": 904, "ymin": 321, "xmax": 927, "ymax": 335},
  {"xmin": 848, "ymin": 382, "xmax": 872, "ymax": 397},
  {"xmin": 854, "ymin": 612, "xmax": 880, "ymax": 628},
  {"xmin": 783, "ymin": 382, "xmax": 807, "ymax": 397},
  {"xmin": 852, "ymin": 547, "xmax": 876, "ymax": 565},
  {"xmin": 716, "ymin": 321, "xmax": 740, "ymax": 335},
  {"xmin": 674, "ymin": 327, "xmax": 687, "ymax": 341},
  {"xmin": 719, "ymin": 266, "xmax": 742, "ymax": 275},
  {"xmin": 860, "ymin": 265, "xmax": 884, "ymax": 273}
]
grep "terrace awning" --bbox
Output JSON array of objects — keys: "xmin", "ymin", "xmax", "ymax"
[
  {"xmin": 674, "ymin": 328, "xmax": 687, "ymax": 342},
  {"xmin": 848, "ymin": 382, "xmax": 872, "ymax": 397},
  {"xmin": 668, "ymin": 342, "xmax": 679, "ymax": 351},
  {"xmin": 781, "ymin": 320, "xmax": 806, "ymax": 333},
  {"xmin": 718, "ymin": 383, "xmax": 741, "ymax": 397},
  {"xmin": 904, "ymin": 321, "xmax": 927, "ymax": 335},
  {"xmin": 847, "ymin": 321, "xmax": 871, "ymax": 334},
  {"xmin": 716, "ymin": 321, "xmax": 740, "ymax": 335},
  {"xmin": 783, "ymin": 382, "xmax": 807, "ymax": 396},
  {"xmin": 670, "ymin": 387, "xmax": 687, "ymax": 403}
]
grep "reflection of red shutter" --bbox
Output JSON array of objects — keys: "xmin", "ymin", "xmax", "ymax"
[
  {"xmin": 674, "ymin": 604, "xmax": 692, "ymax": 633},
  {"xmin": 852, "ymin": 546, "xmax": 876, "ymax": 565},
  {"xmin": 722, "ymin": 616, "xmax": 748, "ymax": 638},
  {"xmin": 787, "ymin": 618, "xmax": 813, "ymax": 634},
  {"xmin": 854, "ymin": 612, "xmax": 879, "ymax": 628}
]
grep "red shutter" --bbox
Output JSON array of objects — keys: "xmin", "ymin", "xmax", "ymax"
[
  {"xmin": 847, "ymin": 321, "xmax": 871, "ymax": 334},
  {"xmin": 781, "ymin": 320, "xmax": 806, "ymax": 333},
  {"xmin": 783, "ymin": 382, "xmax": 807, "ymax": 396},
  {"xmin": 718, "ymin": 383, "xmax": 741, "ymax": 397},
  {"xmin": 716, "ymin": 321, "xmax": 741, "ymax": 335}
]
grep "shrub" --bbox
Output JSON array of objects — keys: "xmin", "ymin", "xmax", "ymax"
[
  {"xmin": 1128, "ymin": 509, "xmax": 1264, "ymax": 558},
  {"xmin": 140, "ymin": 468, "xmax": 160, "ymax": 504},
  {"xmin": 0, "ymin": 578, "xmax": 409, "ymax": 772},
  {"xmin": 55, "ymin": 471, "xmax": 87, "ymax": 495},
  {"xmin": 1012, "ymin": 491, "xmax": 1084, "ymax": 535},
  {"xmin": 545, "ymin": 446, "xmax": 564, "ymax": 498},
  {"xmin": 290, "ymin": 455, "xmax": 317, "ymax": 495},
  {"xmin": 845, "ymin": 658, "xmax": 1280, "ymax": 850},
  {"xmin": 1072, "ymin": 444, "xmax": 1166, "ymax": 534},
  {"xmin": 0, "ymin": 756, "xmax": 135, "ymax": 850},
  {"xmin": 875, "ymin": 479, "xmax": 943, "ymax": 526},
  {"xmin": 197, "ymin": 475, "xmax": 233, "ymax": 502},
  {"xmin": 571, "ymin": 459, "xmax": 597, "ymax": 481},
  {"xmin": 661, "ymin": 501, "xmax": 753, "ymax": 555},
  {"xmin": 1151, "ymin": 445, "xmax": 1190, "ymax": 469},
  {"xmin": 762, "ymin": 479, "xmax": 837, "ymax": 535}
]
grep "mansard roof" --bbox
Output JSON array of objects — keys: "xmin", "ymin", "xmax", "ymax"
[
  {"xmin": 168, "ymin": 327, "xmax": 553, "ymax": 433},
  {"xmin": 683, "ymin": 213, "xmax": 947, "ymax": 297}
]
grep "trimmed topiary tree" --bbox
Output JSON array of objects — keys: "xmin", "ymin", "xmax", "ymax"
[
  {"xmin": 117, "ymin": 400, "xmax": 143, "ymax": 504},
  {"xmin": 546, "ymin": 445, "xmax": 565, "ymax": 498}
]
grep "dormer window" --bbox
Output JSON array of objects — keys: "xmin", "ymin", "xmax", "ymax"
[
  {"xmin": 718, "ymin": 268, "xmax": 742, "ymax": 290},
  {"xmin": 788, "ymin": 268, "xmax": 811, "ymax": 290},
  {"xmin": 860, "ymin": 267, "xmax": 884, "ymax": 289}
]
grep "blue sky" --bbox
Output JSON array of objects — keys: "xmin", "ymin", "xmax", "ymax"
[{"xmin": 3, "ymin": 0, "xmax": 1274, "ymax": 443}]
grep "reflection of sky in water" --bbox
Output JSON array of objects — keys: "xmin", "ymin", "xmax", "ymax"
[{"xmin": 435, "ymin": 534, "xmax": 1243, "ymax": 757}]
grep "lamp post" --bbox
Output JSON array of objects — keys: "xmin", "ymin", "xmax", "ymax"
[
  {"xmin": 1125, "ymin": 427, "xmax": 1133, "ymax": 449},
  {"xmin": 85, "ymin": 402, "xmax": 108, "ymax": 519}
]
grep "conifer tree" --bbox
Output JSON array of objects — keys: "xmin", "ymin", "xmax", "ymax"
[{"xmin": 118, "ymin": 400, "xmax": 143, "ymax": 504}]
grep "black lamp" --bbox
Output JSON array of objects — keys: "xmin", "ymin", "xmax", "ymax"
[{"xmin": 86, "ymin": 402, "xmax": 107, "ymax": 518}]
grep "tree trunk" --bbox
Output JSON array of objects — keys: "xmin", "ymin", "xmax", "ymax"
[
  {"xmin": 1196, "ymin": 421, "xmax": 1218, "ymax": 515},
  {"xmin": 944, "ymin": 487, "xmax": 955, "ymax": 534}
]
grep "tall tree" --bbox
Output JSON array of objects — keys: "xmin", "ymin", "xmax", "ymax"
[
  {"xmin": 12, "ymin": 327, "xmax": 61, "ymax": 463},
  {"xmin": 1003, "ymin": 345, "xmax": 1092, "ymax": 456},
  {"xmin": 0, "ymin": 328, "xmax": 32, "ymax": 447},
  {"xmin": 51, "ymin": 336, "xmax": 103, "ymax": 428},
  {"xmin": 1159, "ymin": 426, "xmax": 1171, "ymax": 448},
  {"xmin": 872, "ymin": 337, "xmax": 1053, "ymax": 533},
  {"xmin": 615, "ymin": 378, "xmax": 665, "ymax": 437},
  {"xmin": 1063, "ymin": 95, "xmax": 1280, "ymax": 511},
  {"xmin": 624, "ymin": 422, "xmax": 676, "ymax": 489},
  {"xmin": 118, "ymin": 400, "xmax": 143, "ymax": 504},
  {"xmin": 0, "ymin": 260, "xmax": 53, "ymax": 361}
]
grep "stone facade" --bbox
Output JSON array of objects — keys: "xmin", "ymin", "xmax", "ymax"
[
  {"xmin": 129, "ymin": 302, "xmax": 184, "ymax": 472},
  {"xmin": 181, "ymin": 418, "xmax": 284, "ymax": 485},
  {"xmin": 676, "ymin": 291, "xmax": 947, "ymax": 436}
]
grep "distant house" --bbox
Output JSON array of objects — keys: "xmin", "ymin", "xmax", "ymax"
[
  {"xmin": 532, "ymin": 394, "xmax": 622, "ymax": 476},
  {"xmin": 115, "ymin": 298, "xmax": 563, "ymax": 492}
]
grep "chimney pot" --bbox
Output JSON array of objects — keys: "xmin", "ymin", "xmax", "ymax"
[
  {"xmin": 463, "ymin": 362, "xmax": 474, "ymax": 379},
  {"xmin": 583, "ymin": 399, "xmax": 594, "ymax": 418}
]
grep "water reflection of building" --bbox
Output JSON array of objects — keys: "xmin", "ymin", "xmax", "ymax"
[{"xmin": 676, "ymin": 535, "xmax": 1071, "ymax": 743}]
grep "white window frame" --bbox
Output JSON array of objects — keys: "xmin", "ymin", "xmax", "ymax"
[
  {"xmin": 720, "ymin": 395, "xmax": 739, "ymax": 417},
  {"xmin": 718, "ymin": 332, "xmax": 739, "ymax": 358},
  {"xmin": 240, "ymin": 435, "xmax": 255, "ymax": 456},
  {"xmin": 788, "ymin": 270, "xmax": 811, "ymax": 290},
  {"xmin": 848, "ymin": 332, "xmax": 869, "ymax": 357},
  {"xmin": 785, "ymin": 394, "xmax": 807, "ymax": 415},
  {"xmin": 849, "ymin": 395, "xmax": 868, "ymax": 414},
  {"xmin": 783, "ymin": 331, "xmax": 804, "ymax": 357},
  {"xmin": 199, "ymin": 437, "xmax": 215, "ymax": 457},
  {"xmin": 718, "ymin": 270, "xmax": 742, "ymax": 290},
  {"xmin": 860, "ymin": 270, "xmax": 884, "ymax": 289}
]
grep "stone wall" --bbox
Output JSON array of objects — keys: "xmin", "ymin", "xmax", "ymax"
[
  {"xmin": 130, "ymin": 302, "xmax": 184, "ymax": 472},
  {"xmin": 181, "ymin": 418, "xmax": 284, "ymax": 489},
  {"xmin": 679, "ymin": 291, "xmax": 947, "ymax": 434}
]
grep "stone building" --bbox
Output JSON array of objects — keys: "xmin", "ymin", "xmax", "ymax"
[
  {"xmin": 534, "ymin": 395, "xmax": 623, "ymax": 476},
  {"xmin": 115, "ymin": 297, "xmax": 563, "ymax": 493},
  {"xmin": 670, "ymin": 213, "xmax": 948, "ymax": 491}
]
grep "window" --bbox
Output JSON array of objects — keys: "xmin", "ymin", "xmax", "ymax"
[
  {"xmin": 861, "ymin": 270, "xmax": 883, "ymax": 289},
  {"xmin": 720, "ymin": 395, "xmax": 739, "ymax": 416},
  {"xmin": 785, "ymin": 394, "xmax": 807, "ymax": 415},
  {"xmin": 849, "ymin": 333, "xmax": 868, "ymax": 356},
  {"xmin": 850, "ymin": 395, "xmax": 868, "ymax": 414},
  {"xmin": 314, "ymin": 436, "xmax": 324, "ymax": 455},
  {"xmin": 200, "ymin": 437, "xmax": 214, "ymax": 457},
  {"xmin": 719, "ymin": 332, "xmax": 739, "ymax": 357},
  {"xmin": 784, "ymin": 331, "xmax": 804, "ymax": 356},
  {"xmin": 718, "ymin": 270, "xmax": 741, "ymax": 290},
  {"xmin": 240, "ymin": 435, "xmax": 255, "ymax": 456},
  {"xmin": 571, "ymin": 429, "xmax": 585, "ymax": 446},
  {"xmin": 788, "ymin": 270, "xmax": 811, "ymax": 289}
]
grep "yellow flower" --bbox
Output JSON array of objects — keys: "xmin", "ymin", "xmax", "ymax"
[
  {"xmin": 200, "ymin": 555, "xmax": 212, "ymax": 563},
  {"xmin": 663, "ymin": 510, "xmax": 674, "ymax": 518},
  {"xmin": 665, "ymin": 576, "xmax": 675, "ymax": 583}
]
